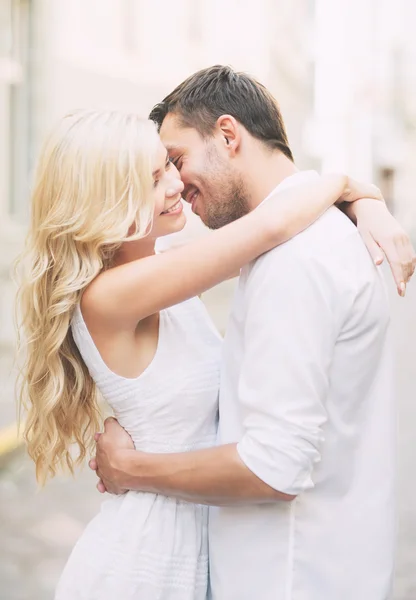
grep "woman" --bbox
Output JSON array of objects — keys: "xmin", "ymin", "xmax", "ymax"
[{"xmin": 15, "ymin": 109, "xmax": 413, "ymax": 600}]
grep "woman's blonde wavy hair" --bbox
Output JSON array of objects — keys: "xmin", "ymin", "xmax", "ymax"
[{"xmin": 15, "ymin": 109, "xmax": 160, "ymax": 485}]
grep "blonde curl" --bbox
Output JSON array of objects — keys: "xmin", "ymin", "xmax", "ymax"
[{"xmin": 15, "ymin": 110, "xmax": 160, "ymax": 485}]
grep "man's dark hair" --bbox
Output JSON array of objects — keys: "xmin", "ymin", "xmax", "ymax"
[{"xmin": 149, "ymin": 65, "xmax": 294, "ymax": 162}]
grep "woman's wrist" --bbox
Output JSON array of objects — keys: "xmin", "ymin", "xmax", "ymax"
[
  {"xmin": 349, "ymin": 197, "xmax": 386, "ymax": 225},
  {"xmin": 329, "ymin": 173, "xmax": 349, "ymax": 204}
]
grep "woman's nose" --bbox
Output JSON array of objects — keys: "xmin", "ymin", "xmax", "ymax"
[{"xmin": 166, "ymin": 177, "xmax": 184, "ymax": 198}]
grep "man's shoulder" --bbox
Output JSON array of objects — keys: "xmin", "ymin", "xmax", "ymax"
[
  {"xmin": 240, "ymin": 207, "xmax": 374, "ymax": 303},
  {"xmin": 249, "ymin": 207, "xmax": 361, "ymax": 273}
]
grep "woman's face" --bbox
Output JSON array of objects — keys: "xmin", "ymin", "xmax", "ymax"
[{"xmin": 149, "ymin": 140, "xmax": 186, "ymax": 238}]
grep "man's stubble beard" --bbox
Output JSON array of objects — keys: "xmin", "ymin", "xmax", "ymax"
[{"xmin": 201, "ymin": 147, "xmax": 251, "ymax": 230}]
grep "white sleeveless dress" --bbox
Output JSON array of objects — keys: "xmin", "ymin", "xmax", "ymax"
[{"xmin": 55, "ymin": 297, "xmax": 222, "ymax": 600}]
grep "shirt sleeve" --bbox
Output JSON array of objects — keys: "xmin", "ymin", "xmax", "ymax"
[{"xmin": 236, "ymin": 246, "xmax": 341, "ymax": 496}]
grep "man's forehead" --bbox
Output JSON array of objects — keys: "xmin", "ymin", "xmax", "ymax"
[
  {"xmin": 159, "ymin": 113, "xmax": 200, "ymax": 151},
  {"xmin": 159, "ymin": 113, "xmax": 182, "ymax": 145}
]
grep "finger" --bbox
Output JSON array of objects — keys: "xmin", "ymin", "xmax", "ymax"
[
  {"xmin": 403, "ymin": 261, "xmax": 412, "ymax": 283},
  {"xmin": 407, "ymin": 248, "xmax": 416, "ymax": 279},
  {"xmin": 395, "ymin": 237, "xmax": 414, "ymax": 284},
  {"xmin": 404, "ymin": 250, "xmax": 416, "ymax": 282},
  {"xmin": 103, "ymin": 417, "xmax": 118, "ymax": 431},
  {"xmin": 361, "ymin": 231, "xmax": 384, "ymax": 265},
  {"xmin": 411, "ymin": 253, "xmax": 416, "ymax": 275},
  {"xmin": 377, "ymin": 234, "xmax": 405, "ymax": 292},
  {"xmin": 89, "ymin": 458, "xmax": 97, "ymax": 471},
  {"xmin": 411, "ymin": 256, "xmax": 416, "ymax": 279},
  {"xmin": 386, "ymin": 250, "xmax": 406, "ymax": 295},
  {"xmin": 393, "ymin": 263, "xmax": 406, "ymax": 296},
  {"xmin": 97, "ymin": 480, "xmax": 106, "ymax": 494}
]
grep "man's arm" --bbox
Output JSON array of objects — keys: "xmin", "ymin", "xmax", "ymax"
[
  {"xmin": 94, "ymin": 245, "xmax": 339, "ymax": 504},
  {"xmin": 95, "ymin": 438, "xmax": 294, "ymax": 504}
]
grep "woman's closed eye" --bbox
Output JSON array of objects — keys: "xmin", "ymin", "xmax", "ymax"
[{"xmin": 154, "ymin": 157, "xmax": 174, "ymax": 186}]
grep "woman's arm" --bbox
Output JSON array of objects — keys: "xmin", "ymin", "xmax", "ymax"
[
  {"xmin": 83, "ymin": 174, "xmax": 358, "ymax": 327},
  {"xmin": 341, "ymin": 198, "xmax": 416, "ymax": 295}
]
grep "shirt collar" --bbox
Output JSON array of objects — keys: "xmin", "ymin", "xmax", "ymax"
[{"xmin": 260, "ymin": 170, "xmax": 320, "ymax": 206}]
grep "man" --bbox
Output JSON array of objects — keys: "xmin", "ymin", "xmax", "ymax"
[{"xmin": 90, "ymin": 66, "xmax": 415, "ymax": 599}]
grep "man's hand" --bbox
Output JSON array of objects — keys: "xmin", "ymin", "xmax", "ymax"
[{"xmin": 89, "ymin": 417, "xmax": 135, "ymax": 495}]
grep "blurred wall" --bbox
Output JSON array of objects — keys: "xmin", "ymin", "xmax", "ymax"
[
  {"xmin": 1, "ymin": 0, "xmax": 415, "ymax": 352},
  {"xmin": 307, "ymin": 0, "xmax": 416, "ymax": 230},
  {"xmin": 0, "ymin": 0, "xmax": 315, "ymax": 351}
]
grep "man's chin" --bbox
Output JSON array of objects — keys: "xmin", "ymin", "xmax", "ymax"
[
  {"xmin": 204, "ymin": 212, "xmax": 238, "ymax": 230},
  {"xmin": 196, "ymin": 210, "xmax": 214, "ymax": 229},
  {"xmin": 201, "ymin": 215, "xmax": 221, "ymax": 230}
]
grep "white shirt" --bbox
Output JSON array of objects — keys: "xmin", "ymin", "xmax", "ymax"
[{"xmin": 209, "ymin": 171, "xmax": 396, "ymax": 600}]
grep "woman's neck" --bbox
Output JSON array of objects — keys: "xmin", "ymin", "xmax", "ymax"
[{"xmin": 113, "ymin": 236, "xmax": 156, "ymax": 266}]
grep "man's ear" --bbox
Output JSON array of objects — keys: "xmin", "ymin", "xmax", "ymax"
[{"xmin": 216, "ymin": 115, "xmax": 241, "ymax": 157}]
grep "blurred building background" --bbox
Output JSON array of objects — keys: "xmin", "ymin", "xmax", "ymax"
[
  {"xmin": 309, "ymin": 0, "xmax": 416, "ymax": 221},
  {"xmin": 0, "ymin": 1, "xmax": 415, "ymax": 599},
  {"xmin": 1, "ymin": 0, "xmax": 416, "ymax": 349}
]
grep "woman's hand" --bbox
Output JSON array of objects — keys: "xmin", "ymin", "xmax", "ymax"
[{"xmin": 348, "ymin": 198, "xmax": 416, "ymax": 296}]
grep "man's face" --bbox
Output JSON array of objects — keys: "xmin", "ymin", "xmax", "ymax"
[{"xmin": 159, "ymin": 113, "xmax": 250, "ymax": 229}]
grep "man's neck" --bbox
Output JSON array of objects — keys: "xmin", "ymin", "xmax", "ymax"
[{"xmin": 243, "ymin": 149, "xmax": 299, "ymax": 211}]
